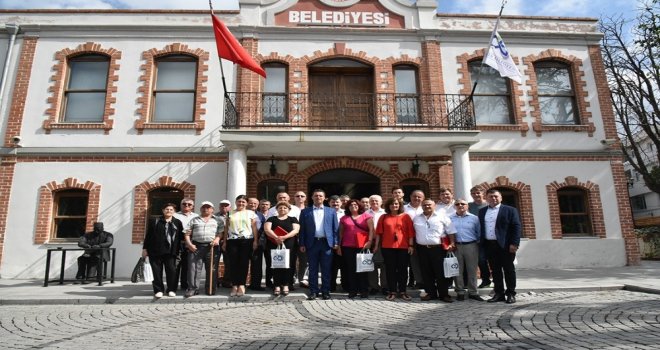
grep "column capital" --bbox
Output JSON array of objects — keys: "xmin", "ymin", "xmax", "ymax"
[
  {"xmin": 223, "ymin": 142, "xmax": 250, "ymax": 152},
  {"xmin": 449, "ymin": 144, "xmax": 471, "ymax": 152}
]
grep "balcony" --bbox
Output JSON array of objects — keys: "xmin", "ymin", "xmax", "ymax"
[{"xmin": 222, "ymin": 92, "xmax": 476, "ymax": 131}]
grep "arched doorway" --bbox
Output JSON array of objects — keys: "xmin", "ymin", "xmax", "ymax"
[{"xmin": 308, "ymin": 168, "xmax": 380, "ymax": 202}]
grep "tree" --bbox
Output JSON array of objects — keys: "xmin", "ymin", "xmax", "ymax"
[{"xmin": 600, "ymin": 0, "xmax": 660, "ymax": 194}]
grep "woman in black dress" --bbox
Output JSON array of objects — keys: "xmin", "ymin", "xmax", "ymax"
[
  {"xmin": 142, "ymin": 203, "xmax": 184, "ymax": 298},
  {"xmin": 263, "ymin": 201, "xmax": 300, "ymax": 296}
]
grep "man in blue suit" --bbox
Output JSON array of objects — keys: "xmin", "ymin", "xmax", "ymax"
[
  {"xmin": 478, "ymin": 189, "xmax": 521, "ymax": 304},
  {"xmin": 299, "ymin": 189, "xmax": 338, "ymax": 300}
]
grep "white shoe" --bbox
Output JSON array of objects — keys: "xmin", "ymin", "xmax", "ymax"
[
  {"xmin": 155, "ymin": 292, "xmax": 163, "ymax": 298},
  {"xmin": 168, "ymin": 291, "xmax": 176, "ymax": 297}
]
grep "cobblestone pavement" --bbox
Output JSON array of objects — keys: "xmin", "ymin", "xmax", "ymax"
[{"xmin": 1, "ymin": 290, "xmax": 658, "ymax": 349}]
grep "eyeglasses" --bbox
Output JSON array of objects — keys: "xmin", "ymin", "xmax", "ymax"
[
  {"xmin": 295, "ymin": 195, "xmax": 306, "ymax": 197},
  {"xmin": 182, "ymin": 203, "xmax": 193, "ymax": 206},
  {"xmin": 455, "ymin": 203, "xmax": 468, "ymax": 206}
]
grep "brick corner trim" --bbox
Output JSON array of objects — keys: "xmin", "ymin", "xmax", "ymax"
[
  {"xmin": 523, "ymin": 49, "xmax": 595, "ymax": 137},
  {"xmin": 131, "ymin": 176, "xmax": 196, "ymax": 244},
  {"xmin": 42, "ymin": 42, "xmax": 121, "ymax": 135},
  {"xmin": 34, "ymin": 178, "xmax": 101, "ymax": 244},
  {"xmin": 134, "ymin": 43, "xmax": 209, "ymax": 135},
  {"xmin": 476, "ymin": 176, "xmax": 536, "ymax": 239},
  {"xmin": 3, "ymin": 37, "xmax": 38, "ymax": 147}
]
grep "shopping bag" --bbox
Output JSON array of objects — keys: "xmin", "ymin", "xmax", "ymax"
[
  {"xmin": 443, "ymin": 252, "xmax": 460, "ymax": 278},
  {"xmin": 130, "ymin": 257, "xmax": 145, "ymax": 283},
  {"xmin": 143, "ymin": 257, "xmax": 154, "ymax": 283},
  {"xmin": 356, "ymin": 249, "xmax": 374, "ymax": 273},
  {"xmin": 271, "ymin": 245, "xmax": 290, "ymax": 269}
]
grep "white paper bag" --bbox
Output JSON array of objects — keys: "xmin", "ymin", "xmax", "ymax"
[
  {"xmin": 356, "ymin": 249, "xmax": 374, "ymax": 273},
  {"xmin": 271, "ymin": 245, "xmax": 290, "ymax": 269},
  {"xmin": 143, "ymin": 257, "xmax": 154, "ymax": 283},
  {"xmin": 443, "ymin": 252, "xmax": 460, "ymax": 278}
]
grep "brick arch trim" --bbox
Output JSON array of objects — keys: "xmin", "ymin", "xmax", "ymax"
[
  {"xmin": 34, "ymin": 177, "xmax": 102, "ymax": 244},
  {"xmin": 523, "ymin": 49, "xmax": 595, "ymax": 136},
  {"xmin": 131, "ymin": 176, "xmax": 196, "ymax": 244},
  {"xmin": 456, "ymin": 49, "xmax": 527, "ymax": 135},
  {"xmin": 300, "ymin": 159, "xmax": 388, "ymax": 179},
  {"xmin": 135, "ymin": 43, "xmax": 209, "ymax": 135},
  {"xmin": 43, "ymin": 42, "xmax": 121, "ymax": 135},
  {"xmin": 476, "ymin": 176, "xmax": 536, "ymax": 239},
  {"xmin": 546, "ymin": 176, "xmax": 605, "ymax": 239}
]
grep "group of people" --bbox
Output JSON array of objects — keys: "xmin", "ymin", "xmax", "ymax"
[{"xmin": 141, "ymin": 185, "xmax": 521, "ymax": 304}]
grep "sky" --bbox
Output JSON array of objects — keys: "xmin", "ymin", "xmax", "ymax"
[{"xmin": 0, "ymin": 0, "xmax": 641, "ymax": 21}]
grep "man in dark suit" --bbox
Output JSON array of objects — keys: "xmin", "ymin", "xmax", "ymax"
[
  {"xmin": 299, "ymin": 189, "xmax": 339, "ymax": 300},
  {"xmin": 478, "ymin": 189, "xmax": 521, "ymax": 304}
]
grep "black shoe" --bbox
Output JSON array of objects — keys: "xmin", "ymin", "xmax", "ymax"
[
  {"xmin": 360, "ymin": 293, "xmax": 369, "ymax": 299},
  {"xmin": 488, "ymin": 294, "xmax": 506, "ymax": 303},
  {"xmin": 440, "ymin": 296, "xmax": 454, "ymax": 303},
  {"xmin": 369, "ymin": 288, "xmax": 379, "ymax": 295},
  {"xmin": 478, "ymin": 281, "xmax": 491, "ymax": 288},
  {"xmin": 348, "ymin": 292, "xmax": 357, "ymax": 299},
  {"xmin": 248, "ymin": 286, "xmax": 266, "ymax": 291},
  {"xmin": 414, "ymin": 282, "xmax": 424, "ymax": 289},
  {"xmin": 506, "ymin": 295, "xmax": 516, "ymax": 304},
  {"xmin": 381, "ymin": 288, "xmax": 389, "ymax": 296},
  {"xmin": 322, "ymin": 293, "xmax": 331, "ymax": 300},
  {"xmin": 469, "ymin": 295, "xmax": 485, "ymax": 301},
  {"xmin": 307, "ymin": 293, "xmax": 317, "ymax": 300},
  {"xmin": 456, "ymin": 294, "xmax": 465, "ymax": 301}
]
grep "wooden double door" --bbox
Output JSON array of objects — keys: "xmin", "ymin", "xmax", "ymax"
[{"xmin": 308, "ymin": 67, "xmax": 374, "ymax": 129}]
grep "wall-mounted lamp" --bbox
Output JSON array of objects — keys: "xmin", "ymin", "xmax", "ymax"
[
  {"xmin": 627, "ymin": 177, "xmax": 634, "ymax": 188},
  {"xmin": 411, "ymin": 155, "xmax": 420, "ymax": 175},
  {"xmin": 269, "ymin": 155, "xmax": 277, "ymax": 176}
]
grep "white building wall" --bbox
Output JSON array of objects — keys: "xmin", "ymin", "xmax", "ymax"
[{"xmin": 1, "ymin": 161, "xmax": 227, "ymax": 279}]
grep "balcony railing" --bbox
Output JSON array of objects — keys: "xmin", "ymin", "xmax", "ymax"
[{"xmin": 223, "ymin": 92, "xmax": 476, "ymax": 131}]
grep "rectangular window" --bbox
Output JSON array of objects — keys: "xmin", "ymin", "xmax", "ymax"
[
  {"xmin": 262, "ymin": 64, "xmax": 287, "ymax": 123},
  {"xmin": 469, "ymin": 62, "xmax": 513, "ymax": 124},
  {"xmin": 558, "ymin": 189, "xmax": 593, "ymax": 236},
  {"xmin": 152, "ymin": 55, "xmax": 197, "ymax": 122},
  {"xmin": 394, "ymin": 66, "xmax": 419, "ymax": 124},
  {"xmin": 62, "ymin": 55, "xmax": 109, "ymax": 122},
  {"xmin": 535, "ymin": 62, "xmax": 577, "ymax": 125},
  {"xmin": 52, "ymin": 190, "xmax": 89, "ymax": 239},
  {"xmin": 631, "ymin": 195, "xmax": 647, "ymax": 211}
]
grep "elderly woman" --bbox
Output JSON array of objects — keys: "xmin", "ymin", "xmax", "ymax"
[
  {"xmin": 264, "ymin": 201, "xmax": 300, "ymax": 296},
  {"xmin": 222, "ymin": 195, "xmax": 258, "ymax": 297},
  {"xmin": 375, "ymin": 198, "xmax": 415, "ymax": 301},
  {"xmin": 338, "ymin": 198, "xmax": 374, "ymax": 299},
  {"xmin": 142, "ymin": 203, "xmax": 184, "ymax": 298}
]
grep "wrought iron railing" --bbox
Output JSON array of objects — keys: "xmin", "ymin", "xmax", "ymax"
[{"xmin": 222, "ymin": 92, "xmax": 475, "ymax": 130}]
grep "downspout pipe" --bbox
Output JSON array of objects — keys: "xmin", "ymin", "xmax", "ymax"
[{"xmin": 0, "ymin": 24, "xmax": 20, "ymax": 121}]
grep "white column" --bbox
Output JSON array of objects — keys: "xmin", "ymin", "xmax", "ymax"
[
  {"xmin": 450, "ymin": 144, "xmax": 473, "ymax": 201},
  {"xmin": 226, "ymin": 143, "xmax": 249, "ymax": 203}
]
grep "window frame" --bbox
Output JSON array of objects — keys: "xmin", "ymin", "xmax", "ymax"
[
  {"xmin": 468, "ymin": 60, "xmax": 514, "ymax": 125},
  {"xmin": 150, "ymin": 54, "xmax": 198, "ymax": 123},
  {"xmin": 393, "ymin": 64, "xmax": 420, "ymax": 124},
  {"xmin": 51, "ymin": 189, "xmax": 90, "ymax": 241},
  {"xmin": 557, "ymin": 187, "xmax": 593, "ymax": 236},
  {"xmin": 534, "ymin": 60, "xmax": 579, "ymax": 125},
  {"xmin": 400, "ymin": 178, "xmax": 429, "ymax": 203},
  {"xmin": 60, "ymin": 54, "xmax": 110, "ymax": 123},
  {"xmin": 261, "ymin": 62, "xmax": 289, "ymax": 123},
  {"xmin": 257, "ymin": 179, "xmax": 288, "ymax": 205},
  {"xmin": 147, "ymin": 187, "xmax": 184, "ymax": 222}
]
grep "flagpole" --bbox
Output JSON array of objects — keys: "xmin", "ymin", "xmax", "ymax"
[
  {"xmin": 469, "ymin": 0, "xmax": 507, "ymax": 99},
  {"xmin": 210, "ymin": 0, "xmax": 229, "ymax": 98}
]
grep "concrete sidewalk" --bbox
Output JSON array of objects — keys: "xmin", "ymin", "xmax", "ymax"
[{"xmin": 1, "ymin": 261, "xmax": 658, "ymax": 305}]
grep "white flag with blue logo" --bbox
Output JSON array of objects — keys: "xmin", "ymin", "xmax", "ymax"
[{"xmin": 484, "ymin": 29, "xmax": 522, "ymax": 83}]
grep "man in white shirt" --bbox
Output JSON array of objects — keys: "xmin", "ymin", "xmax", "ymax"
[
  {"xmin": 267, "ymin": 192, "xmax": 301, "ymax": 219},
  {"xmin": 404, "ymin": 190, "xmax": 424, "ymax": 288},
  {"xmin": 436, "ymin": 187, "xmax": 456, "ymax": 217},
  {"xmin": 366, "ymin": 194, "xmax": 387, "ymax": 294},
  {"xmin": 173, "ymin": 198, "xmax": 198, "ymax": 292},
  {"xmin": 413, "ymin": 199, "xmax": 456, "ymax": 303}
]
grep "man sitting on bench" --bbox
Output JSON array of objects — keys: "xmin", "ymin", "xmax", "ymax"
[{"xmin": 76, "ymin": 222, "xmax": 114, "ymax": 283}]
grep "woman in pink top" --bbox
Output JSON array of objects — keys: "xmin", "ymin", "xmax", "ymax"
[
  {"xmin": 375, "ymin": 198, "xmax": 415, "ymax": 301},
  {"xmin": 338, "ymin": 199, "xmax": 374, "ymax": 299}
]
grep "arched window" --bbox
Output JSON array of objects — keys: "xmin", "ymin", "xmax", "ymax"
[
  {"xmin": 394, "ymin": 65, "xmax": 419, "ymax": 124},
  {"xmin": 534, "ymin": 61, "xmax": 577, "ymax": 125},
  {"xmin": 52, "ymin": 189, "xmax": 89, "ymax": 239},
  {"xmin": 148, "ymin": 187, "xmax": 184, "ymax": 222},
  {"xmin": 400, "ymin": 179, "xmax": 430, "ymax": 203},
  {"xmin": 62, "ymin": 54, "xmax": 110, "ymax": 122},
  {"xmin": 468, "ymin": 60, "xmax": 513, "ymax": 124},
  {"xmin": 557, "ymin": 187, "xmax": 592, "ymax": 236},
  {"xmin": 152, "ymin": 54, "xmax": 198, "ymax": 122},
  {"xmin": 262, "ymin": 62, "xmax": 288, "ymax": 123},
  {"xmin": 491, "ymin": 186, "xmax": 520, "ymax": 209},
  {"xmin": 257, "ymin": 180, "xmax": 288, "ymax": 204}
]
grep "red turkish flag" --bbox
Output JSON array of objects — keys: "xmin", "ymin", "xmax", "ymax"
[{"xmin": 212, "ymin": 15, "xmax": 266, "ymax": 78}]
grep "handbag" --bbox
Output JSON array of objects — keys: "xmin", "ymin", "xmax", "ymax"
[
  {"xmin": 441, "ymin": 235, "xmax": 451, "ymax": 250},
  {"xmin": 268, "ymin": 225, "xmax": 289, "ymax": 245},
  {"xmin": 443, "ymin": 252, "xmax": 460, "ymax": 278},
  {"xmin": 270, "ymin": 244, "xmax": 290, "ymax": 269},
  {"xmin": 143, "ymin": 257, "xmax": 154, "ymax": 283},
  {"xmin": 130, "ymin": 257, "xmax": 145, "ymax": 283},
  {"xmin": 356, "ymin": 249, "xmax": 374, "ymax": 273}
]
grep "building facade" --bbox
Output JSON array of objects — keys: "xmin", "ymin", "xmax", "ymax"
[{"xmin": 0, "ymin": 0, "xmax": 640, "ymax": 279}]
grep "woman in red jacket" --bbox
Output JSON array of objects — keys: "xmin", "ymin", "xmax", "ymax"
[{"xmin": 375, "ymin": 198, "xmax": 415, "ymax": 301}]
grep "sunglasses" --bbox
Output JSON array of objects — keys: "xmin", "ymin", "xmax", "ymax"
[
  {"xmin": 454, "ymin": 203, "xmax": 468, "ymax": 206},
  {"xmin": 182, "ymin": 203, "xmax": 193, "ymax": 206},
  {"xmin": 295, "ymin": 195, "xmax": 306, "ymax": 197}
]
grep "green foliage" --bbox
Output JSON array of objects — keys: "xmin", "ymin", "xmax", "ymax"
[{"xmin": 635, "ymin": 226, "xmax": 660, "ymax": 258}]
